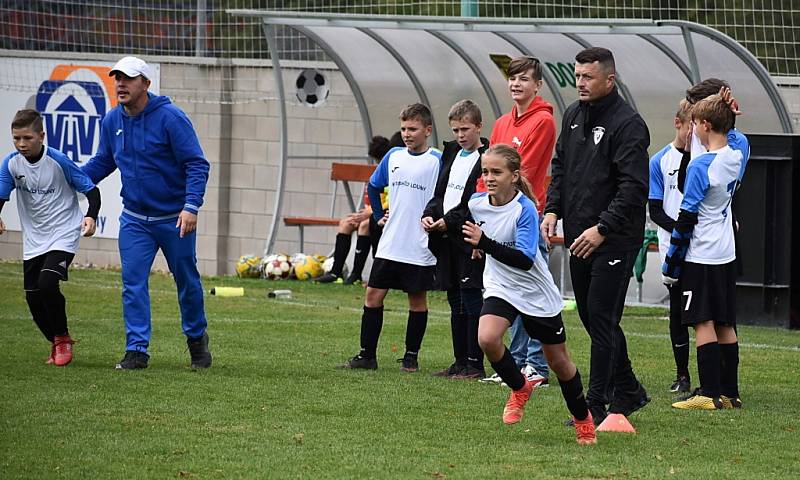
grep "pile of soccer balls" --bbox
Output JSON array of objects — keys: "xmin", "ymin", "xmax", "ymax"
[{"xmin": 234, "ymin": 253, "xmax": 330, "ymax": 281}]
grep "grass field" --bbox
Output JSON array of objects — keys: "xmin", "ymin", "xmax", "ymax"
[{"xmin": 1, "ymin": 261, "xmax": 799, "ymax": 479}]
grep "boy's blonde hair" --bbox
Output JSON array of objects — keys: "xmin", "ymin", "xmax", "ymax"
[
  {"xmin": 399, "ymin": 103, "xmax": 433, "ymax": 127},
  {"xmin": 448, "ymin": 99, "xmax": 482, "ymax": 125},
  {"xmin": 692, "ymin": 94, "xmax": 734, "ymax": 133},
  {"xmin": 483, "ymin": 144, "xmax": 535, "ymax": 205},
  {"xmin": 675, "ymin": 99, "xmax": 692, "ymax": 122}
]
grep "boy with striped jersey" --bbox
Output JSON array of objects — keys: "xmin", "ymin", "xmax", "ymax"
[
  {"xmin": 0, "ymin": 109, "xmax": 100, "ymax": 366},
  {"xmin": 662, "ymin": 95, "xmax": 746, "ymax": 410},
  {"xmin": 648, "ymin": 99, "xmax": 694, "ymax": 394},
  {"xmin": 339, "ymin": 103, "xmax": 442, "ymax": 372}
]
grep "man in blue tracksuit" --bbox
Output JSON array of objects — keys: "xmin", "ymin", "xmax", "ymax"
[{"xmin": 82, "ymin": 56, "xmax": 211, "ymax": 370}]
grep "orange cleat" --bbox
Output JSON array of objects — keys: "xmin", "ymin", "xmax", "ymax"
[
  {"xmin": 45, "ymin": 343, "xmax": 56, "ymax": 365},
  {"xmin": 53, "ymin": 335, "xmax": 74, "ymax": 366},
  {"xmin": 573, "ymin": 412, "xmax": 598, "ymax": 445},
  {"xmin": 502, "ymin": 379, "xmax": 534, "ymax": 425}
]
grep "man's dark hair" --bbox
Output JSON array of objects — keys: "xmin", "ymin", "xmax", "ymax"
[
  {"xmin": 685, "ymin": 78, "xmax": 730, "ymax": 104},
  {"xmin": 388, "ymin": 130, "xmax": 404, "ymax": 148},
  {"xmin": 399, "ymin": 103, "xmax": 433, "ymax": 127},
  {"xmin": 575, "ymin": 47, "xmax": 616, "ymax": 74},
  {"xmin": 368, "ymin": 135, "xmax": 391, "ymax": 161},
  {"xmin": 507, "ymin": 56, "xmax": 543, "ymax": 81},
  {"xmin": 11, "ymin": 109, "xmax": 44, "ymax": 133}
]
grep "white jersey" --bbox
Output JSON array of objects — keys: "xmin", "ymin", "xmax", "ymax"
[
  {"xmin": 370, "ymin": 147, "xmax": 442, "ymax": 266},
  {"xmin": 681, "ymin": 145, "xmax": 744, "ymax": 264},
  {"xmin": 0, "ymin": 146, "xmax": 95, "ymax": 260},
  {"xmin": 443, "ymin": 149, "xmax": 480, "ymax": 214},
  {"xmin": 468, "ymin": 191, "xmax": 562, "ymax": 317},
  {"xmin": 648, "ymin": 143, "xmax": 684, "ymax": 263}
]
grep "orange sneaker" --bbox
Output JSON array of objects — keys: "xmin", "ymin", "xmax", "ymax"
[
  {"xmin": 502, "ymin": 379, "xmax": 534, "ymax": 425},
  {"xmin": 574, "ymin": 412, "xmax": 598, "ymax": 445},
  {"xmin": 45, "ymin": 343, "xmax": 56, "ymax": 365},
  {"xmin": 53, "ymin": 335, "xmax": 74, "ymax": 366}
]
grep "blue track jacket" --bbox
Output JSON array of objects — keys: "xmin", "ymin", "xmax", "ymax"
[{"xmin": 82, "ymin": 93, "xmax": 209, "ymax": 217}]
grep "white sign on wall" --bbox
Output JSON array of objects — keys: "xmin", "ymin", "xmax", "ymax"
[{"xmin": 0, "ymin": 58, "xmax": 160, "ymax": 239}]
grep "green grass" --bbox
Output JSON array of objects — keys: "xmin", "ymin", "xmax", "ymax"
[{"xmin": 1, "ymin": 261, "xmax": 799, "ymax": 479}]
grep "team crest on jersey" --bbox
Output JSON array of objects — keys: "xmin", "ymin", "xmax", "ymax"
[
  {"xmin": 592, "ymin": 126, "xmax": 605, "ymax": 145},
  {"xmin": 512, "ymin": 136, "xmax": 522, "ymax": 148}
]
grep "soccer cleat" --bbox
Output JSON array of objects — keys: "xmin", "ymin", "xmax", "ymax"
[
  {"xmin": 608, "ymin": 383, "xmax": 650, "ymax": 416},
  {"xmin": 452, "ymin": 365, "xmax": 486, "ymax": 380},
  {"xmin": 479, "ymin": 373, "xmax": 503, "ymax": 384},
  {"xmin": 431, "ymin": 363, "xmax": 463, "ymax": 377},
  {"xmin": 397, "ymin": 354, "xmax": 419, "ymax": 373},
  {"xmin": 522, "ymin": 365, "xmax": 549, "ymax": 388},
  {"xmin": 343, "ymin": 275, "xmax": 362, "ymax": 286},
  {"xmin": 502, "ymin": 379, "xmax": 534, "ymax": 425},
  {"xmin": 670, "ymin": 375, "xmax": 691, "ymax": 393},
  {"xmin": 720, "ymin": 395, "xmax": 742, "ymax": 409},
  {"xmin": 337, "ymin": 355, "xmax": 377, "ymax": 370},
  {"xmin": 565, "ymin": 404, "xmax": 607, "ymax": 427},
  {"xmin": 115, "ymin": 350, "xmax": 150, "ymax": 370},
  {"xmin": 315, "ymin": 272, "xmax": 340, "ymax": 284},
  {"xmin": 53, "ymin": 335, "xmax": 74, "ymax": 366},
  {"xmin": 671, "ymin": 392, "xmax": 723, "ymax": 410},
  {"xmin": 45, "ymin": 343, "xmax": 56, "ymax": 365},
  {"xmin": 573, "ymin": 412, "xmax": 598, "ymax": 444},
  {"xmin": 187, "ymin": 332, "xmax": 213, "ymax": 369}
]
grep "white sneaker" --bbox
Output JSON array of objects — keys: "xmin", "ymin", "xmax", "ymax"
[
  {"xmin": 479, "ymin": 373, "xmax": 503, "ymax": 384},
  {"xmin": 522, "ymin": 365, "xmax": 549, "ymax": 387}
]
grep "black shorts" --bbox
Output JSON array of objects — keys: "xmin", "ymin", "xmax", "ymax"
[
  {"xmin": 680, "ymin": 261, "xmax": 736, "ymax": 327},
  {"xmin": 481, "ymin": 296, "xmax": 567, "ymax": 345},
  {"xmin": 368, "ymin": 258, "xmax": 436, "ymax": 293},
  {"xmin": 23, "ymin": 250, "xmax": 75, "ymax": 290}
]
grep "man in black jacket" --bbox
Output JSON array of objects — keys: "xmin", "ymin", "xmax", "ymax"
[{"xmin": 541, "ymin": 47, "xmax": 650, "ymax": 425}]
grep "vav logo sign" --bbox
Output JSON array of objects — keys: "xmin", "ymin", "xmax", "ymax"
[{"xmin": 35, "ymin": 65, "xmax": 117, "ymax": 164}]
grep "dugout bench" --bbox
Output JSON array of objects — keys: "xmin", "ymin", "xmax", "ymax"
[{"xmin": 283, "ymin": 162, "xmax": 376, "ymax": 252}]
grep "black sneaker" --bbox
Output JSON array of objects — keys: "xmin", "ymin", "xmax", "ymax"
[
  {"xmin": 337, "ymin": 355, "xmax": 377, "ymax": 370},
  {"xmin": 115, "ymin": 350, "xmax": 149, "ymax": 370},
  {"xmin": 669, "ymin": 375, "xmax": 691, "ymax": 393},
  {"xmin": 397, "ymin": 354, "xmax": 419, "ymax": 373},
  {"xmin": 452, "ymin": 365, "xmax": 487, "ymax": 380},
  {"xmin": 343, "ymin": 273, "xmax": 362, "ymax": 285},
  {"xmin": 316, "ymin": 272, "xmax": 340, "ymax": 284},
  {"xmin": 187, "ymin": 332, "xmax": 212, "ymax": 369},
  {"xmin": 431, "ymin": 362, "xmax": 463, "ymax": 377},
  {"xmin": 608, "ymin": 383, "xmax": 651, "ymax": 416}
]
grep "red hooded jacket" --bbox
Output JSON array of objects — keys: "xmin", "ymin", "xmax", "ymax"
[{"xmin": 479, "ymin": 96, "xmax": 556, "ymax": 211}]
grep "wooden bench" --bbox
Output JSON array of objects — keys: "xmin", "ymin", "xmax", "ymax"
[{"xmin": 283, "ymin": 162, "xmax": 377, "ymax": 251}]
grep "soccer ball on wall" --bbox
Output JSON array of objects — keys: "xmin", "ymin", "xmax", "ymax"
[
  {"xmin": 294, "ymin": 254, "xmax": 324, "ymax": 281},
  {"xmin": 235, "ymin": 254, "xmax": 262, "ymax": 278},
  {"xmin": 295, "ymin": 68, "xmax": 329, "ymax": 107},
  {"xmin": 262, "ymin": 254, "xmax": 292, "ymax": 280}
]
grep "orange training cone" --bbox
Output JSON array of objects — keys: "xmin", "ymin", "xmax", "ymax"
[{"xmin": 597, "ymin": 413, "xmax": 636, "ymax": 433}]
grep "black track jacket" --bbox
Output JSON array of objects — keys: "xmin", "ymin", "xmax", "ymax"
[
  {"xmin": 545, "ymin": 87, "xmax": 650, "ymax": 253},
  {"xmin": 423, "ymin": 138, "xmax": 488, "ymax": 290}
]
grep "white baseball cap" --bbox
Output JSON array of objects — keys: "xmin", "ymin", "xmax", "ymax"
[{"xmin": 109, "ymin": 56, "xmax": 152, "ymax": 80}]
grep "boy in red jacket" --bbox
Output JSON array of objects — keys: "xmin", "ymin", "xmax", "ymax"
[{"xmin": 479, "ymin": 56, "xmax": 557, "ymax": 388}]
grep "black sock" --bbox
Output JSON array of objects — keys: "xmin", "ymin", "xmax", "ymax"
[
  {"xmin": 490, "ymin": 347, "xmax": 525, "ymax": 391},
  {"xmin": 405, "ymin": 310, "xmax": 428, "ymax": 354},
  {"xmin": 720, "ymin": 342, "xmax": 740, "ymax": 397},
  {"xmin": 559, "ymin": 369, "xmax": 589, "ymax": 421},
  {"xmin": 348, "ymin": 235, "xmax": 371, "ymax": 280},
  {"xmin": 450, "ymin": 312, "xmax": 468, "ymax": 365},
  {"xmin": 697, "ymin": 342, "xmax": 721, "ymax": 397},
  {"xmin": 359, "ymin": 305, "xmax": 383, "ymax": 359},
  {"xmin": 40, "ymin": 285, "xmax": 68, "ymax": 337},
  {"xmin": 26, "ymin": 290, "xmax": 54, "ymax": 342},
  {"xmin": 465, "ymin": 314, "xmax": 484, "ymax": 368},
  {"xmin": 331, "ymin": 233, "xmax": 351, "ymax": 276}
]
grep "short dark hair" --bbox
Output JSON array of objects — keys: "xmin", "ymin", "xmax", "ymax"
[
  {"xmin": 692, "ymin": 94, "xmax": 735, "ymax": 133},
  {"xmin": 368, "ymin": 135, "xmax": 391, "ymax": 161},
  {"xmin": 575, "ymin": 47, "xmax": 616, "ymax": 74},
  {"xmin": 399, "ymin": 103, "xmax": 433, "ymax": 127},
  {"xmin": 448, "ymin": 99, "xmax": 482, "ymax": 125},
  {"xmin": 388, "ymin": 130, "xmax": 404, "ymax": 148},
  {"xmin": 507, "ymin": 56, "xmax": 543, "ymax": 81},
  {"xmin": 11, "ymin": 109, "xmax": 43, "ymax": 133},
  {"xmin": 685, "ymin": 78, "xmax": 730, "ymax": 104}
]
